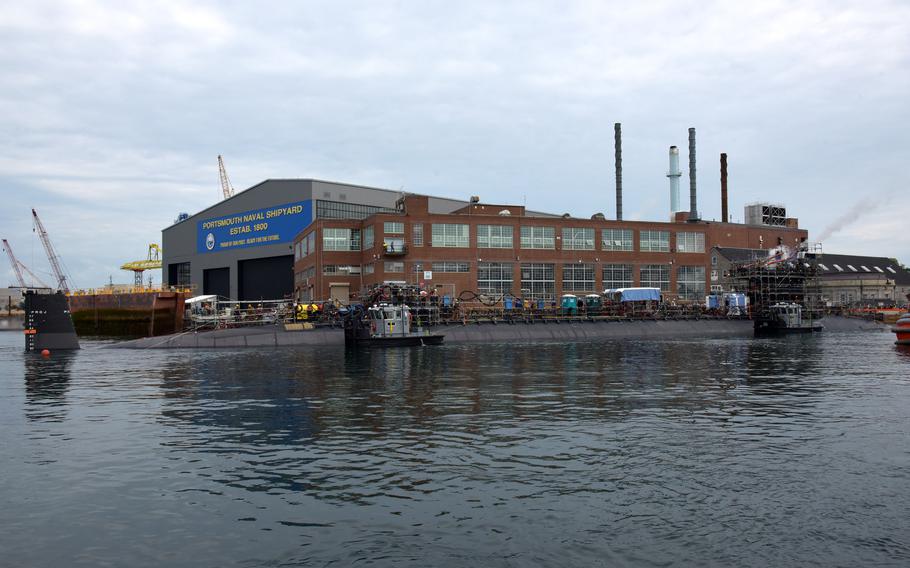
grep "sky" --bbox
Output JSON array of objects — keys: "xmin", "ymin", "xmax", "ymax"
[{"xmin": 1, "ymin": 0, "xmax": 908, "ymax": 288}]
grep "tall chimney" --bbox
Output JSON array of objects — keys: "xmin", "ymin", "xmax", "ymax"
[
  {"xmin": 688, "ymin": 127, "xmax": 698, "ymax": 222},
  {"xmin": 614, "ymin": 122, "xmax": 622, "ymax": 221},
  {"xmin": 667, "ymin": 146, "xmax": 682, "ymax": 215},
  {"xmin": 720, "ymin": 152, "xmax": 728, "ymax": 223}
]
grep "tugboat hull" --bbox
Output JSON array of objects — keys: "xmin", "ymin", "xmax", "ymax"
[
  {"xmin": 357, "ymin": 334, "xmax": 445, "ymax": 347},
  {"xmin": 893, "ymin": 313, "xmax": 910, "ymax": 345}
]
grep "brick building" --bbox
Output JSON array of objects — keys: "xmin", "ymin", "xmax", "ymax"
[{"xmin": 293, "ymin": 194, "xmax": 808, "ymax": 304}]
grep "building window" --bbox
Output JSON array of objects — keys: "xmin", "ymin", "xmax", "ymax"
[
  {"xmin": 363, "ymin": 263, "xmax": 375, "ymax": 275},
  {"xmin": 520, "ymin": 226, "xmax": 555, "ymax": 249},
  {"xmin": 562, "ymin": 263, "xmax": 595, "ymax": 292},
  {"xmin": 478, "ymin": 262, "xmax": 513, "ymax": 295},
  {"xmin": 520, "ymin": 263, "xmax": 556, "ymax": 301},
  {"xmin": 384, "ymin": 261, "xmax": 404, "ymax": 273},
  {"xmin": 431, "ymin": 262, "xmax": 470, "ymax": 273},
  {"xmin": 677, "ymin": 232, "xmax": 705, "ymax": 253},
  {"xmin": 363, "ymin": 225, "xmax": 374, "ymax": 249},
  {"xmin": 477, "ymin": 225, "xmax": 513, "ymax": 248},
  {"xmin": 316, "ymin": 200, "xmax": 396, "ymax": 220},
  {"xmin": 168, "ymin": 262, "xmax": 191, "ymax": 287},
  {"xmin": 306, "ymin": 233, "xmax": 316, "ymax": 257},
  {"xmin": 602, "ymin": 229, "xmax": 633, "ymax": 251},
  {"xmin": 323, "ymin": 228, "xmax": 360, "ymax": 251},
  {"xmin": 431, "ymin": 224, "xmax": 469, "ymax": 247},
  {"xmin": 412, "ymin": 223, "xmax": 423, "ymax": 247},
  {"xmin": 640, "ymin": 230, "xmax": 670, "ymax": 252},
  {"xmin": 640, "ymin": 264, "xmax": 670, "ymax": 292},
  {"xmin": 677, "ymin": 266, "xmax": 706, "ymax": 300},
  {"xmin": 323, "ymin": 264, "xmax": 342, "ymax": 275},
  {"xmin": 602, "ymin": 264, "xmax": 633, "ymax": 289},
  {"xmin": 562, "ymin": 227, "xmax": 595, "ymax": 250},
  {"xmin": 384, "ymin": 221, "xmax": 404, "ymax": 235}
]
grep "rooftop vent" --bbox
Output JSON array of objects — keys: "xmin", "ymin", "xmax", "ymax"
[
  {"xmin": 470, "ymin": 196, "xmax": 480, "ymax": 204},
  {"xmin": 591, "ymin": 212, "xmax": 605, "ymax": 220},
  {"xmin": 562, "ymin": 213, "xmax": 571, "ymax": 219},
  {"xmin": 498, "ymin": 209, "xmax": 512, "ymax": 216}
]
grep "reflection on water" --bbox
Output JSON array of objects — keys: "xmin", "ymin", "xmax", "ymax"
[
  {"xmin": 23, "ymin": 352, "xmax": 75, "ymax": 422},
  {"xmin": 1, "ymin": 331, "xmax": 909, "ymax": 567}
]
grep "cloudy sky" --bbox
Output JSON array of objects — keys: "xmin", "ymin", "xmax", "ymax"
[{"xmin": 1, "ymin": 0, "xmax": 907, "ymax": 288}]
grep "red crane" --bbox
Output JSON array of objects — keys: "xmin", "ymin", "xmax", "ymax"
[{"xmin": 31, "ymin": 209, "xmax": 71, "ymax": 292}]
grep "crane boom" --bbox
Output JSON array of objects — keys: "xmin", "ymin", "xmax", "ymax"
[
  {"xmin": 218, "ymin": 155, "xmax": 235, "ymax": 199},
  {"xmin": 18, "ymin": 261, "xmax": 50, "ymax": 289},
  {"xmin": 2, "ymin": 238, "xmax": 26, "ymax": 287},
  {"xmin": 31, "ymin": 209, "xmax": 70, "ymax": 292}
]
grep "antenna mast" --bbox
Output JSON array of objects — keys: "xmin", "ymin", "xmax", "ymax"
[
  {"xmin": 31, "ymin": 209, "xmax": 70, "ymax": 292},
  {"xmin": 218, "ymin": 155, "xmax": 235, "ymax": 199}
]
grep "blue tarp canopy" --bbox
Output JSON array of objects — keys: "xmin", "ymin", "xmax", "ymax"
[{"xmin": 603, "ymin": 287, "xmax": 662, "ymax": 302}]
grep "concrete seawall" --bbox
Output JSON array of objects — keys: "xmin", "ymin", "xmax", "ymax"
[{"xmin": 109, "ymin": 315, "xmax": 886, "ymax": 350}]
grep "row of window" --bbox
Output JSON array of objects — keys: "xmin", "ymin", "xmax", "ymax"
[
  {"xmin": 297, "ymin": 261, "xmax": 706, "ymax": 300},
  {"xmin": 314, "ymin": 225, "xmax": 704, "ymax": 253}
]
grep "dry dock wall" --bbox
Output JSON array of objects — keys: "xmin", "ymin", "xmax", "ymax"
[
  {"xmin": 111, "ymin": 315, "xmax": 887, "ymax": 350},
  {"xmin": 115, "ymin": 318, "xmax": 751, "ymax": 349}
]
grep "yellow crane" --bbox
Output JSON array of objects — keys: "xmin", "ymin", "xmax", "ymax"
[{"xmin": 121, "ymin": 244, "xmax": 162, "ymax": 287}]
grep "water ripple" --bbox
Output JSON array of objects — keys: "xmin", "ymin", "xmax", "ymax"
[{"xmin": 2, "ymin": 331, "xmax": 909, "ymax": 566}]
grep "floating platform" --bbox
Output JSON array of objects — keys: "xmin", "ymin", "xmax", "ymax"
[{"xmin": 68, "ymin": 290, "xmax": 187, "ymax": 337}]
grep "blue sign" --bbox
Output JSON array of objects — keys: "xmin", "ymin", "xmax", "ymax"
[{"xmin": 197, "ymin": 200, "xmax": 313, "ymax": 254}]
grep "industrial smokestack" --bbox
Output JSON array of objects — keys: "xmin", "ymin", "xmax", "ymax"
[
  {"xmin": 614, "ymin": 123, "xmax": 622, "ymax": 221},
  {"xmin": 688, "ymin": 127, "xmax": 698, "ymax": 222},
  {"xmin": 667, "ymin": 146, "xmax": 682, "ymax": 215},
  {"xmin": 720, "ymin": 153, "xmax": 728, "ymax": 223}
]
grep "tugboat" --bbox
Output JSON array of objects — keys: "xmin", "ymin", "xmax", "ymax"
[
  {"xmin": 342, "ymin": 303, "xmax": 445, "ymax": 347},
  {"xmin": 754, "ymin": 302, "xmax": 823, "ymax": 334},
  {"xmin": 893, "ymin": 296, "xmax": 910, "ymax": 345}
]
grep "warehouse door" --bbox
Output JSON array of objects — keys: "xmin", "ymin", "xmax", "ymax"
[
  {"xmin": 203, "ymin": 267, "xmax": 230, "ymax": 299},
  {"xmin": 329, "ymin": 283, "xmax": 350, "ymax": 304},
  {"xmin": 238, "ymin": 255, "xmax": 293, "ymax": 302}
]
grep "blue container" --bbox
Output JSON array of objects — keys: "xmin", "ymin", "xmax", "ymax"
[
  {"xmin": 504, "ymin": 298, "xmax": 513, "ymax": 310},
  {"xmin": 442, "ymin": 295, "xmax": 451, "ymax": 307},
  {"xmin": 560, "ymin": 295, "xmax": 578, "ymax": 310},
  {"xmin": 537, "ymin": 299, "xmax": 545, "ymax": 310}
]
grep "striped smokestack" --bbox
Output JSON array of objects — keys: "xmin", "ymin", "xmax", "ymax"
[
  {"xmin": 614, "ymin": 122, "xmax": 622, "ymax": 221},
  {"xmin": 721, "ymin": 153, "xmax": 728, "ymax": 222},
  {"xmin": 688, "ymin": 127, "xmax": 699, "ymax": 222}
]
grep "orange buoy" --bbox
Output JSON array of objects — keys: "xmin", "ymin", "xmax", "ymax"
[{"xmin": 40, "ymin": 349, "xmax": 51, "ymax": 357}]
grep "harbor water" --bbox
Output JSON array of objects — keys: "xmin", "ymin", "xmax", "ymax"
[{"xmin": 2, "ymin": 330, "xmax": 909, "ymax": 567}]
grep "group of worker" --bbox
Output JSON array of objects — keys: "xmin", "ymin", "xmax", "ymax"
[{"xmin": 295, "ymin": 301, "xmax": 326, "ymax": 321}]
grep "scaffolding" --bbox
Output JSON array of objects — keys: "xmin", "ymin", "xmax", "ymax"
[{"xmin": 729, "ymin": 247, "xmax": 823, "ymax": 327}]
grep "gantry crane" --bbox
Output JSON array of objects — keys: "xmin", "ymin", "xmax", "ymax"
[
  {"xmin": 218, "ymin": 155, "xmax": 235, "ymax": 199},
  {"xmin": 2, "ymin": 238, "xmax": 50, "ymax": 288},
  {"xmin": 31, "ymin": 208, "xmax": 71, "ymax": 293},
  {"xmin": 120, "ymin": 244, "xmax": 162, "ymax": 287}
]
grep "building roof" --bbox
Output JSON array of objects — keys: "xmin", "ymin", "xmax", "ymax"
[
  {"xmin": 713, "ymin": 247, "xmax": 770, "ymax": 263},
  {"xmin": 813, "ymin": 253, "xmax": 910, "ymax": 284},
  {"xmin": 713, "ymin": 248, "xmax": 910, "ymax": 284}
]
